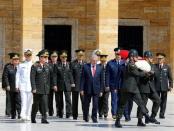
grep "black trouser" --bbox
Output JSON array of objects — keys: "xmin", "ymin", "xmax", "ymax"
[
  {"xmin": 9, "ymin": 91, "xmax": 21, "ymax": 118},
  {"xmin": 83, "ymin": 94, "xmax": 99, "ymax": 120},
  {"xmin": 6, "ymin": 91, "xmax": 11, "ymax": 115},
  {"xmin": 48, "ymin": 89, "xmax": 54, "ymax": 115},
  {"xmin": 117, "ymin": 92, "xmax": 148, "ymax": 119},
  {"xmin": 72, "ymin": 91, "xmax": 84, "ymax": 118},
  {"xmin": 55, "ymin": 91, "xmax": 72, "ymax": 117},
  {"xmin": 157, "ymin": 91, "xmax": 167, "ymax": 117},
  {"xmin": 98, "ymin": 91, "xmax": 109, "ymax": 116},
  {"xmin": 31, "ymin": 94, "xmax": 48, "ymax": 121},
  {"xmin": 137, "ymin": 92, "xmax": 160, "ymax": 119}
]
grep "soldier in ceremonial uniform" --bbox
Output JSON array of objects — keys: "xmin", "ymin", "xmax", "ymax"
[
  {"xmin": 31, "ymin": 49, "xmax": 50, "ymax": 124},
  {"xmin": 2, "ymin": 53, "xmax": 21, "ymax": 119},
  {"xmin": 154, "ymin": 53, "xmax": 173, "ymax": 119},
  {"xmin": 53, "ymin": 50, "xmax": 75, "ymax": 118},
  {"xmin": 2, "ymin": 62, "xmax": 11, "ymax": 117},
  {"xmin": 137, "ymin": 51, "xmax": 160, "ymax": 126},
  {"xmin": 48, "ymin": 51, "xmax": 58, "ymax": 116},
  {"xmin": 71, "ymin": 49, "xmax": 86, "ymax": 120},
  {"xmin": 98, "ymin": 51, "xmax": 109, "ymax": 119},
  {"xmin": 16, "ymin": 49, "xmax": 33, "ymax": 121},
  {"xmin": 115, "ymin": 49, "xmax": 153, "ymax": 128}
]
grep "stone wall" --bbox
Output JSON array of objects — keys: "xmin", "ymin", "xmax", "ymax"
[
  {"xmin": 119, "ymin": 0, "xmax": 170, "ymax": 63},
  {"xmin": 0, "ymin": 0, "xmax": 22, "ymax": 73}
]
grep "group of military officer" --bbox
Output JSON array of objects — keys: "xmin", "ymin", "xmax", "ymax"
[{"xmin": 1, "ymin": 47, "xmax": 173, "ymax": 127}]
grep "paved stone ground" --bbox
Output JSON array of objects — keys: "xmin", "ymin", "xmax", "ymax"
[{"xmin": 0, "ymin": 87, "xmax": 174, "ymax": 131}]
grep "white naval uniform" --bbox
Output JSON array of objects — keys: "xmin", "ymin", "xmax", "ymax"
[{"xmin": 16, "ymin": 60, "xmax": 33, "ymax": 120}]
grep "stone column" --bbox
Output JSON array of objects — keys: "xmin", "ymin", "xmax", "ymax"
[
  {"xmin": 96, "ymin": 0, "xmax": 118, "ymax": 58},
  {"xmin": 170, "ymin": 0, "xmax": 174, "ymax": 78},
  {"xmin": 22, "ymin": 0, "xmax": 43, "ymax": 60}
]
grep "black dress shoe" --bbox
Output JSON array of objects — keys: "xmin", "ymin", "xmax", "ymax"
[
  {"xmin": 115, "ymin": 119, "xmax": 122, "ymax": 128},
  {"xmin": 159, "ymin": 115, "xmax": 165, "ymax": 119},
  {"xmin": 92, "ymin": 117, "xmax": 98, "ymax": 123},
  {"xmin": 41, "ymin": 119, "xmax": 49, "ymax": 124},
  {"xmin": 151, "ymin": 117, "xmax": 160, "ymax": 124},
  {"xmin": 18, "ymin": 116, "xmax": 21, "ymax": 119},
  {"xmin": 73, "ymin": 117, "xmax": 77, "ymax": 120},
  {"xmin": 11, "ymin": 116, "xmax": 16, "ymax": 119},
  {"xmin": 99, "ymin": 114, "xmax": 103, "ymax": 119},
  {"xmin": 31, "ymin": 119, "xmax": 36, "ymax": 123},
  {"xmin": 145, "ymin": 114, "xmax": 154, "ymax": 123},
  {"xmin": 137, "ymin": 118, "xmax": 146, "ymax": 126},
  {"xmin": 125, "ymin": 117, "xmax": 131, "ymax": 122},
  {"xmin": 66, "ymin": 115, "xmax": 70, "ymax": 118},
  {"xmin": 83, "ymin": 117, "xmax": 89, "ymax": 122}
]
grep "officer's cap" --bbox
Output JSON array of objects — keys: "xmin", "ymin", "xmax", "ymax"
[
  {"xmin": 36, "ymin": 49, "xmax": 49, "ymax": 57},
  {"xmin": 99, "ymin": 51, "xmax": 108, "ymax": 57},
  {"xmin": 114, "ymin": 47, "xmax": 120, "ymax": 52},
  {"xmin": 60, "ymin": 50, "xmax": 68, "ymax": 57},
  {"xmin": 128, "ymin": 49, "xmax": 138, "ymax": 58},
  {"xmin": 8, "ymin": 52, "xmax": 20, "ymax": 59},
  {"xmin": 50, "ymin": 51, "xmax": 58, "ymax": 57},
  {"xmin": 24, "ymin": 49, "xmax": 32, "ymax": 56},
  {"xmin": 156, "ymin": 53, "xmax": 166, "ymax": 59},
  {"xmin": 75, "ymin": 49, "xmax": 85, "ymax": 56}
]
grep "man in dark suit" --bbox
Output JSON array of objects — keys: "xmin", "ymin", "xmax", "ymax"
[
  {"xmin": 154, "ymin": 53, "xmax": 173, "ymax": 119},
  {"xmin": 2, "ymin": 53, "xmax": 21, "ymax": 119},
  {"xmin": 80, "ymin": 55, "xmax": 103, "ymax": 123},
  {"xmin": 31, "ymin": 49, "xmax": 51, "ymax": 124},
  {"xmin": 115, "ymin": 49, "xmax": 154, "ymax": 128},
  {"xmin": 137, "ymin": 51, "xmax": 161, "ymax": 126},
  {"xmin": 98, "ymin": 51, "xmax": 109, "ymax": 119},
  {"xmin": 70, "ymin": 49, "xmax": 86, "ymax": 120},
  {"xmin": 48, "ymin": 51, "xmax": 58, "ymax": 116},
  {"xmin": 53, "ymin": 50, "xmax": 75, "ymax": 118}
]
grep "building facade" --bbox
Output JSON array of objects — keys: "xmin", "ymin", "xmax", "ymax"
[{"xmin": 0, "ymin": 0, "xmax": 174, "ymax": 77}]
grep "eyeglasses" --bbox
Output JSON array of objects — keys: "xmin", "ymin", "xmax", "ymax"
[{"xmin": 62, "ymin": 56, "xmax": 67, "ymax": 58}]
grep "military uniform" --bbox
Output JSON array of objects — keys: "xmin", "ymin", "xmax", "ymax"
[
  {"xmin": 71, "ymin": 59, "xmax": 86, "ymax": 119},
  {"xmin": 154, "ymin": 63, "xmax": 173, "ymax": 118},
  {"xmin": 2, "ymin": 63, "xmax": 11, "ymax": 116},
  {"xmin": 53, "ymin": 51, "xmax": 74, "ymax": 118},
  {"xmin": 31, "ymin": 50, "xmax": 51, "ymax": 124},
  {"xmin": 2, "ymin": 53, "xmax": 21, "ymax": 119},
  {"xmin": 16, "ymin": 49, "xmax": 33, "ymax": 121},
  {"xmin": 137, "ymin": 64, "xmax": 160, "ymax": 124},
  {"xmin": 48, "ymin": 51, "xmax": 58, "ymax": 116},
  {"xmin": 115, "ymin": 49, "xmax": 153, "ymax": 128},
  {"xmin": 136, "ymin": 51, "xmax": 161, "ymax": 125}
]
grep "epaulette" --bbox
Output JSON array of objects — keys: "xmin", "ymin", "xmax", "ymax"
[{"xmin": 33, "ymin": 61, "xmax": 40, "ymax": 67}]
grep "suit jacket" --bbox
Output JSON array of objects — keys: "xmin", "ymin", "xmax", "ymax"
[
  {"xmin": 2, "ymin": 63, "xmax": 17, "ymax": 92},
  {"xmin": 30, "ymin": 61, "xmax": 51, "ymax": 94},
  {"xmin": 154, "ymin": 64, "xmax": 173, "ymax": 91},
  {"xmin": 80, "ymin": 63, "xmax": 103, "ymax": 95},
  {"xmin": 105, "ymin": 59, "xmax": 125, "ymax": 90},
  {"xmin": 121, "ymin": 61, "xmax": 147, "ymax": 93},
  {"xmin": 70, "ymin": 59, "xmax": 86, "ymax": 92},
  {"xmin": 138, "ymin": 64, "xmax": 157, "ymax": 93},
  {"xmin": 53, "ymin": 61, "xmax": 74, "ymax": 92}
]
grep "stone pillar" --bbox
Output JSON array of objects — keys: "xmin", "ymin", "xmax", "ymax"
[
  {"xmin": 22, "ymin": 0, "xmax": 43, "ymax": 60},
  {"xmin": 96, "ymin": 0, "xmax": 118, "ymax": 59},
  {"xmin": 170, "ymin": 0, "xmax": 174, "ymax": 78}
]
